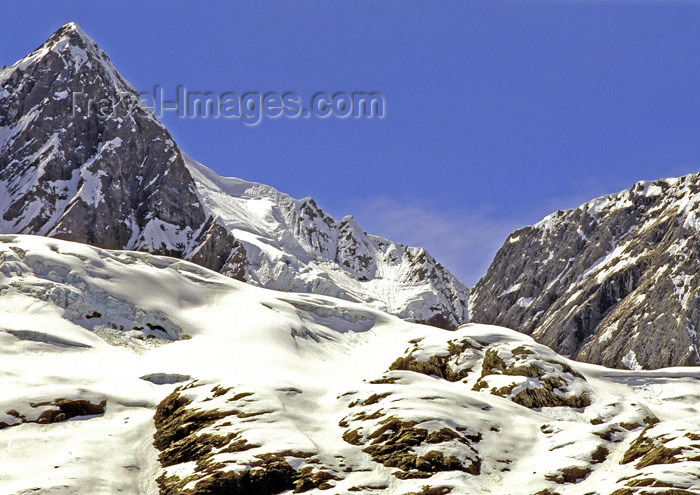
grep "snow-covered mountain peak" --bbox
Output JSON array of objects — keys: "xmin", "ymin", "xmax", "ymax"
[
  {"xmin": 2, "ymin": 21, "xmax": 125, "ymax": 92},
  {"xmin": 0, "ymin": 25, "xmax": 469, "ymax": 328},
  {"xmin": 57, "ymin": 21, "xmax": 89, "ymax": 38},
  {"xmin": 39, "ymin": 21, "xmax": 95, "ymax": 54}
]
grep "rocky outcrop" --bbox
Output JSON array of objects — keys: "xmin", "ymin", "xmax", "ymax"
[
  {"xmin": 153, "ymin": 383, "xmax": 342, "ymax": 495},
  {"xmin": 0, "ymin": 398, "xmax": 106, "ymax": 429},
  {"xmin": 0, "ymin": 23, "xmax": 469, "ymax": 328},
  {"xmin": 388, "ymin": 328, "xmax": 592, "ymax": 410},
  {"xmin": 471, "ymin": 176, "xmax": 700, "ymax": 369}
]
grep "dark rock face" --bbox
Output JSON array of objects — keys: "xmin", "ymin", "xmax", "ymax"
[
  {"xmin": 0, "ymin": 23, "xmax": 469, "ymax": 328},
  {"xmin": 471, "ymin": 177, "xmax": 700, "ymax": 369},
  {"xmin": 188, "ymin": 217, "xmax": 247, "ymax": 280},
  {"xmin": 0, "ymin": 24, "xmax": 209, "ymax": 260}
]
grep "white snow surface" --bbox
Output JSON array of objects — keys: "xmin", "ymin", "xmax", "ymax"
[{"xmin": 1, "ymin": 234, "xmax": 700, "ymax": 494}]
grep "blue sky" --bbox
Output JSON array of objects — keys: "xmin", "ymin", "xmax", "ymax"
[{"xmin": 4, "ymin": 1, "xmax": 700, "ymax": 284}]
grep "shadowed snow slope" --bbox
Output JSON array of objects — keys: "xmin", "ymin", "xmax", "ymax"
[
  {"xmin": 0, "ymin": 23, "xmax": 468, "ymax": 329},
  {"xmin": 1, "ymin": 234, "xmax": 700, "ymax": 494}
]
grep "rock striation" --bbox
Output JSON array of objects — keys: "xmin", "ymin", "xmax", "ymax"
[{"xmin": 471, "ymin": 176, "xmax": 700, "ymax": 369}]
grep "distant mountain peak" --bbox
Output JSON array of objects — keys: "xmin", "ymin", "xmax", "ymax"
[{"xmin": 4, "ymin": 22, "xmax": 109, "ymax": 79}]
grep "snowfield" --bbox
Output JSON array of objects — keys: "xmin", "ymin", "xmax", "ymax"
[{"xmin": 1, "ymin": 234, "xmax": 700, "ymax": 495}]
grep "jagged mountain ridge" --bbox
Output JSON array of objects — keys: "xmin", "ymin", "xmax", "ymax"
[
  {"xmin": 471, "ymin": 174, "xmax": 700, "ymax": 370},
  {"xmin": 2, "ymin": 234, "xmax": 700, "ymax": 494},
  {"xmin": 0, "ymin": 22, "xmax": 468, "ymax": 328}
]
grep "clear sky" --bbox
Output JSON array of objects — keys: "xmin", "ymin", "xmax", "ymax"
[{"xmin": 4, "ymin": 1, "xmax": 700, "ymax": 285}]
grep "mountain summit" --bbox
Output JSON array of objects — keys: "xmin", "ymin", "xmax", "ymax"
[{"xmin": 0, "ymin": 23, "xmax": 469, "ymax": 327}]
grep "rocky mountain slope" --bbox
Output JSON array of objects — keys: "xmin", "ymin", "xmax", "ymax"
[
  {"xmin": 2, "ymin": 234, "xmax": 700, "ymax": 495},
  {"xmin": 471, "ymin": 175, "xmax": 700, "ymax": 370},
  {"xmin": 0, "ymin": 23, "xmax": 468, "ymax": 328}
]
